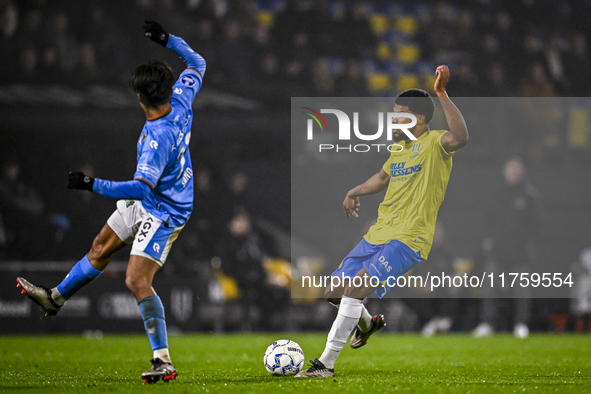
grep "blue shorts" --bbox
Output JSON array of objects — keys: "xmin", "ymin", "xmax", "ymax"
[{"xmin": 332, "ymin": 238, "xmax": 423, "ymax": 298}]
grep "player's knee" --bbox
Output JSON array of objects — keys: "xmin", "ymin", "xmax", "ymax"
[
  {"xmin": 125, "ymin": 274, "xmax": 149, "ymax": 294},
  {"xmin": 324, "ymin": 287, "xmax": 341, "ymax": 304}
]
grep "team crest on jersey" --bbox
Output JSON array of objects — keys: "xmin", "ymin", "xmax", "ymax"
[
  {"xmin": 181, "ymin": 75, "xmax": 196, "ymax": 87},
  {"xmin": 411, "ymin": 143, "xmax": 421, "ymax": 155}
]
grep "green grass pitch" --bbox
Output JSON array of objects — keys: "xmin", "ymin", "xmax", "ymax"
[{"xmin": 3, "ymin": 333, "xmax": 591, "ymax": 393}]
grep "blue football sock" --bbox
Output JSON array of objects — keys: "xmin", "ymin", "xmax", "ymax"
[
  {"xmin": 138, "ymin": 295, "xmax": 168, "ymax": 352},
  {"xmin": 56, "ymin": 255, "xmax": 102, "ymax": 300}
]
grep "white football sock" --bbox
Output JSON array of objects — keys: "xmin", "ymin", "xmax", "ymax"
[
  {"xmin": 154, "ymin": 348, "xmax": 171, "ymax": 363},
  {"xmin": 328, "ymin": 299, "xmax": 372, "ymax": 333},
  {"xmin": 51, "ymin": 287, "xmax": 66, "ymax": 306},
  {"xmin": 319, "ymin": 295, "xmax": 363, "ymax": 369}
]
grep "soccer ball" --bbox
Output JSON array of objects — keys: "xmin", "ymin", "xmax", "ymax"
[{"xmin": 263, "ymin": 339, "xmax": 305, "ymax": 376}]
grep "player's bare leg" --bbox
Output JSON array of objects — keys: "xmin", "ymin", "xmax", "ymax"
[
  {"xmin": 17, "ymin": 223, "xmax": 125, "ymax": 316},
  {"xmin": 296, "ymin": 269, "xmax": 380, "ymax": 377},
  {"xmin": 127, "ymin": 255, "xmax": 177, "ymax": 383}
]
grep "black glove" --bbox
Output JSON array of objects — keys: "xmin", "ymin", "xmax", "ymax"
[
  {"xmin": 68, "ymin": 171, "xmax": 94, "ymax": 191},
  {"xmin": 143, "ymin": 20, "xmax": 169, "ymax": 47}
]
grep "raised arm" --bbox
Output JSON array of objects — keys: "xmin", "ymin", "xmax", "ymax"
[
  {"xmin": 143, "ymin": 20, "xmax": 206, "ymax": 76},
  {"xmin": 435, "ymin": 65, "xmax": 469, "ymax": 153},
  {"xmin": 343, "ymin": 168, "xmax": 390, "ymax": 218},
  {"xmin": 167, "ymin": 35, "xmax": 206, "ymax": 77}
]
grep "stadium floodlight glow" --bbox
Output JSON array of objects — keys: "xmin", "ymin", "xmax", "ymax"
[{"xmin": 305, "ymin": 109, "xmax": 417, "ymax": 141}]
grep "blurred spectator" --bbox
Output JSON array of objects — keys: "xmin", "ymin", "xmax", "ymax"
[
  {"xmin": 403, "ymin": 221, "xmax": 475, "ymax": 335},
  {"xmin": 473, "ymin": 157, "xmax": 539, "ymax": 338},
  {"xmin": 0, "ymin": 159, "xmax": 45, "ymax": 260},
  {"xmin": 312, "ymin": 57, "xmax": 334, "ymax": 95},
  {"xmin": 334, "ymin": 59, "xmax": 369, "ymax": 97},
  {"xmin": 40, "ymin": 45, "xmax": 61, "ymax": 82},
  {"xmin": 544, "ymin": 33, "xmax": 567, "ymax": 93},
  {"xmin": 272, "ymin": 0, "xmax": 311, "ymax": 58},
  {"xmin": 189, "ymin": 18, "xmax": 221, "ymax": 85},
  {"xmin": 16, "ymin": 46, "xmax": 38, "ymax": 81},
  {"xmin": 60, "ymin": 164, "xmax": 109, "ymax": 259},
  {"xmin": 216, "ymin": 209, "xmax": 287, "ymax": 330},
  {"xmin": 185, "ymin": 165, "xmax": 227, "ymax": 262},
  {"xmin": 0, "ymin": 0, "xmax": 18, "ymax": 40},
  {"xmin": 339, "ymin": 2, "xmax": 375, "ymax": 59},
  {"xmin": 71, "ymin": 43, "xmax": 101, "ymax": 83},
  {"xmin": 225, "ymin": 0, "xmax": 257, "ymax": 37},
  {"xmin": 217, "ymin": 19, "xmax": 253, "ymax": 89},
  {"xmin": 519, "ymin": 62, "xmax": 555, "ymax": 97},
  {"xmin": 563, "ymin": 33, "xmax": 590, "ymax": 96},
  {"xmin": 450, "ymin": 61, "xmax": 478, "ymax": 96},
  {"xmin": 481, "ymin": 62, "xmax": 513, "ymax": 97}
]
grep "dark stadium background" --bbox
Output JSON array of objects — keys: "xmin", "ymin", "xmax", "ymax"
[{"xmin": 0, "ymin": 0, "xmax": 590, "ymax": 335}]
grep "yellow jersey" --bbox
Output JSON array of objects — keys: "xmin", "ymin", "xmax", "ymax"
[{"xmin": 364, "ymin": 129, "xmax": 454, "ymax": 259}]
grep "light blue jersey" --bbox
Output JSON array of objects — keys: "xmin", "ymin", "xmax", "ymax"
[
  {"xmin": 135, "ymin": 70, "xmax": 202, "ymax": 226},
  {"xmin": 93, "ymin": 35, "xmax": 205, "ymax": 227}
]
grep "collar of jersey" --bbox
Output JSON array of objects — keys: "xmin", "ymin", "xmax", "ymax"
[
  {"xmin": 400, "ymin": 129, "xmax": 430, "ymax": 148},
  {"xmin": 147, "ymin": 105, "xmax": 172, "ymax": 122}
]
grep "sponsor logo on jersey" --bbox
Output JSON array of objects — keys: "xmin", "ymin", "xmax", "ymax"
[
  {"xmin": 181, "ymin": 75, "xmax": 196, "ymax": 87},
  {"xmin": 390, "ymin": 161, "xmax": 423, "ymax": 178},
  {"xmin": 150, "ymin": 140, "xmax": 159, "ymax": 149},
  {"xmin": 174, "ymin": 87, "xmax": 183, "ymax": 95}
]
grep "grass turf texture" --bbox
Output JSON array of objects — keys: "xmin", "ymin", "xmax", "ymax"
[{"xmin": 2, "ymin": 333, "xmax": 591, "ymax": 393}]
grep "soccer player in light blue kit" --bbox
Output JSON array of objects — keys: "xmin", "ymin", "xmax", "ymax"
[{"xmin": 16, "ymin": 21, "xmax": 204, "ymax": 383}]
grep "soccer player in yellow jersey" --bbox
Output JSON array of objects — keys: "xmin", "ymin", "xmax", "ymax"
[{"xmin": 296, "ymin": 65, "xmax": 469, "ymax": 378}]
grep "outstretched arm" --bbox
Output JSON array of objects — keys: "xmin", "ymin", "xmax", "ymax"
[
  {"xmin": 67, "ymin": 172, "xmax": 151, "ymax": 200},
  {"xmin": 343, "ymin": 168, "xmax": 390, "ymax": 218},
  {"xmin": 435, "ymin": 65, "xmax": 469, "ymax": 153}
]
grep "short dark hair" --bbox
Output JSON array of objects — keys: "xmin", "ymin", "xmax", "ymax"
[
  {"xmin": 395, "ymin": 88, "xmax": 436, "ymax": 124},
  {"xmin": 130, "ymin": 60, "xmax": 175, "ymax": 108}
]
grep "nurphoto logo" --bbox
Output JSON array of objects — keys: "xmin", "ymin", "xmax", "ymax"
[{"xmin": 303, "ymin": 107, "xmax": 417, "ymax": 153}]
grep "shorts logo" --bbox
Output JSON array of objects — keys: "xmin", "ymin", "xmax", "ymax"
[
  {"xmin": 125, "ymin": 200, "xmax": 135, "ymax": 208},
  {"xmin": 137, "ymin": 218, "xmax": 154, "ymax": 243},
  {"xmin": 378, "ymin": 255, "xmax": 392, "ymax": 272},
  {"xmin": 181, "ymin": 75, "xmax": 196, "ymax": 87},
  {"xmin": 153, "ymin": 243, "xmax": 160, "ymax": 253},
  {"xmin": 150, "ymin": 140, "xmax": 158, "ymax": 150}
]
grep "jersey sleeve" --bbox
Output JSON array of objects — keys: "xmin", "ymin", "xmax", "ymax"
[
  {"xmin": 435, "ymin": 130, "xmax": 455, "ymax": 160},
  {"xmin": 134, "ymin": 127, "xmax": 174, "ymax": 188},
  {"xmin": 171, "ymin": 69, "xmax": 202, "ymax": 110},
  {"xmin": 166, "ymin": 34, "xmax": 205, "ymax": 110}
]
